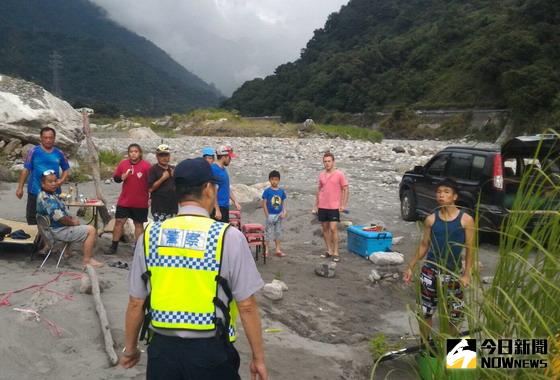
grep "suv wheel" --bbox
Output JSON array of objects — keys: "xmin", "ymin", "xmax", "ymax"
[{"xmin": 401, "ymin": 190, "xmax": 417, "ymax": 221}]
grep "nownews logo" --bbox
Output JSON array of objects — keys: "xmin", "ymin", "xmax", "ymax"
[
  {"xmin": 446, "ymin": 338, "xmax": 549, "ymax": 370},
  {"xmin": 446, "ymin": 339, "xmax": 477, "ymax": 369}
]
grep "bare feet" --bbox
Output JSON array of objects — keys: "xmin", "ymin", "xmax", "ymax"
[
  {"xmin": 84, "ymin": 258, "xmax": 104, "ymax": 268},
  {"xmin": 275, "ymin": 251, "xmax": 286, "ymax": 257}
]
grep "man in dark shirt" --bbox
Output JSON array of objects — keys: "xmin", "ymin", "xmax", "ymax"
[{"xmin": 148, "ymin": 144, "xmax": 178, "ymax": 222}]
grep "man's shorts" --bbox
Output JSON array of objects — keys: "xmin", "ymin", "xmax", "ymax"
[
  {"xmin": 317, "ymin": 208, "xmax": 340, "ymax": 222},
  {"xmin": 26, "ymin": 193, "xmax": 38, "ymax": 225},
  {"xmin": 265, "ymin": 214, "xmax": 283, "ymax": 241},
  {"xmin": 52, "ymin": 225, "xmax": 90, "ymax": 243},
  {"xmin": 115, "ymin": 206, "xmax": 148, "ymax": 223},
  {"xmin": 420, "ymin": 264, "xmax": 464, "ymax": 323}
]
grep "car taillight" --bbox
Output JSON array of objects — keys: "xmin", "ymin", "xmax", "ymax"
[{"xmin": 493, "ymin": 154, "xmax": 503, "ymax": 190}]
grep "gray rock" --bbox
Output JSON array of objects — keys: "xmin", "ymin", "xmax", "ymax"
[
  {"xmin": 263, "ymin": 282, "xmax": 283, "ymax": 300},
  {"xmin": 392, "ymin": 146, "xmax": 406, "ymax": 153},
  {"xmin": 21, "ymin": 143, "xmax": 35, "ymax": 159},
  {"xmin": 271, "ymin": 279, "xmax": 288, "ymax": 291},
  {"xmin": 300, "ymin": 119, "xmax": 315, "ymax": 133},
  {"xmin": 231, "ymin": 183, "xmax": 261, "ymax": 203},
  {"xmin": 315, "ymin": 262, "xmax": 336, "ymax": 278},
  {"xmin": 3, "ymin": 138, "xmax": 22, "ymax": 155},
  {"xmin": 128, "ymin": 127, "xmax": 159, "ymax": 139},
  {"xmin": 0, "ymin": 140, "xmax": 5, "ymax": 149},
  {"xmin": 482, "ymin": 276, "xmax": 493, "ymax": 284},
  {"xmin": 0, "ymin": 75, "xmax": 84, "ymax": 154},
  {"xmin": 368, "ymin": 269, "xmax": 381, "ymax": 282}
]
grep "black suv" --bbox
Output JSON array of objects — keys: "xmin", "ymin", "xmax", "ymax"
[{"xmin": 399, "ymin": 135, "xmax": 559, "ymax": 231}]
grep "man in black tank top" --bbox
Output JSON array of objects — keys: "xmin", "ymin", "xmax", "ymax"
[{"xmin": 403, "ymin": 178, "xmax": 475, "ymax": 343}]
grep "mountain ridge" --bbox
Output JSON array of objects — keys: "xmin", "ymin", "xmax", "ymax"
[
  {"xmin": 225, "ymin": 0, "xmax": 560, "ymax": 131},
  {"xmin": 0, "ymin": 0, "xmax": 222, "ymax": 115}
]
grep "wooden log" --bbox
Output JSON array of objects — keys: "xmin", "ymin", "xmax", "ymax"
[
  {"xmin": 85, "ymin": 264, "xmax": 119, "ymax": 366},
  {"xmin": 79, "ymin": 109, "xmax": 111, "ymax": 225}
]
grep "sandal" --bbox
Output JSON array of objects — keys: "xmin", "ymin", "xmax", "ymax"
[
  {"xmin": 332, "ymin": 256, "xmax": 340, "ymax": 262},
  {"xmin": 320, "ymin": 252, "xmax": 332, "ymax": 258},
  {"xmin": 275, "ymin": 251, "xmax": 286, "ymax": 257}
]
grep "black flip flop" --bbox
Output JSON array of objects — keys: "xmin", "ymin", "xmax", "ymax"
[{"xmin": 108, "ymin": 261, "xmax": 129, "ymax": 270}]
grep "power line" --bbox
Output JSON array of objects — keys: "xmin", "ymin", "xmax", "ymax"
[{"xmin": 49, "ymin": 50, "xmax": 63, "ymax": 97}]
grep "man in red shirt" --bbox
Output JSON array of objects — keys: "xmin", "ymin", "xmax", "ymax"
[
  {"xmin": 312, "ymin": 152, "xmax": 349, "ymax": 262},
  {"xmin": 108, "ymin": 143, "xmax": 151, "ymax": 254}
]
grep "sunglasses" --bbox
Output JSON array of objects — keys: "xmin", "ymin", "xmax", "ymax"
[{"xmin": 42, "ymin": 169, "xmax": 56, "ymax": 177}]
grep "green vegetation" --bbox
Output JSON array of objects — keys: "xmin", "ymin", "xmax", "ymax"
[
  {"xmin": 314, "ymin": 123, "xmax": 382, "ymax": 142},
  {"xmin": 0, "ymin": 0, "xmax": 221, "ymax": 115},
  {"xmin": 225, "ymin": 0, "xmax": 560, "ymax": 134},
  {"xmin": 93, "ymin": 109, "xmax": 383, "ymax": 142},
  {"xmin": 98, "ymin": 150, "xmax": 122, "ymax": 167},
  {"xmin": 369, "ymin": 333, "xmax": 403, "ymax": 361}
]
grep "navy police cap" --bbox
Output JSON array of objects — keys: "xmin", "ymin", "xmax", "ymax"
[{"xmin": 174, "ymin": 158, "xmax": 218, "ymax": 186}]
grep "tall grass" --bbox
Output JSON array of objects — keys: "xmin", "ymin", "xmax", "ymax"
[
  {"xmin": 370, "ymin": 131, "xmax": 559, "ymax": 379},
  {"xmin": 314, "ymin": 123, "xmax": 383, "ymax": 143}
]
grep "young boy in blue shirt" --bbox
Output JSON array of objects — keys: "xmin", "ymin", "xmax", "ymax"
[{"xmin": 261, "ymin": 170, "xmax": 287, "ymax": 257}]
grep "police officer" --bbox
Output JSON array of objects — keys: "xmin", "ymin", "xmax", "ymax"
[{"xmin": 120, "ymin": 158, "xmax": 268, "ymax": 380}]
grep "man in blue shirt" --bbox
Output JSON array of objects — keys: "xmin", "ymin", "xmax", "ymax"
[
  {"xmin": 211, "ymin": 145, "xmax": 241, "ymax": 222},
  {"xmin": 15, "ymin": 127, "xmax": 70, "ymax": 225}
]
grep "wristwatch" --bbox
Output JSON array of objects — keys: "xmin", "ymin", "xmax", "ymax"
[{"xmin": 122, "ymin": 346, "xmax": 140, "ymax": 358}]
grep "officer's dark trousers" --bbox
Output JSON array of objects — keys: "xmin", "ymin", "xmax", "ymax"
[{"xmin": 146, "ymin": 333, "xmax": 241, "ymax": 380}]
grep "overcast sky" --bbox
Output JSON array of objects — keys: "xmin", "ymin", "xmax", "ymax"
[{"xmin": 91, "ymin": 0, "xmax": 348, "ymax": 96}]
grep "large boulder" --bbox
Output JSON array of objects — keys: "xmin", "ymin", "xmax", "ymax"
[
  {"xmin": 128, "ymin": 127, "xmax": 159, "ymax": 139},
  {"xmin": 0, "ymin": 75, "xmax": 84, "ymax": 154},
  {"xmin": 230, "ymin": 183, "xmax": 262, "ymax": 203}
]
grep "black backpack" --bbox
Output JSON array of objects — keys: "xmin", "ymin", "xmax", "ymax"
[{"xmin": 0, "ymin": 223, "xmax": 12, "ymax": 241}]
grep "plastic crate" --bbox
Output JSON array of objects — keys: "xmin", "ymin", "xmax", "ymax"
[{"xmin": 347, "ymin": 225, "xmax": 392, "ymax": 258}]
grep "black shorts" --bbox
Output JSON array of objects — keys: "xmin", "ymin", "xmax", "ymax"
[
  {"xmin": 26, "ymin": 193, "xmax": 38, "ymax": 225},
  {"xmin": 211, "ymin": 206, "xmax": 230, "ymax": 223},
  {"xmin": 318, "ymin": 208, "xmax": 340, "ymax": 222},
  {"xmin": 115, "ymin": 206, "xmax": 148, "ymax": 223}
]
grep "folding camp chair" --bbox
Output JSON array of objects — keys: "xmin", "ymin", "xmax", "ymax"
[{"xmin": 36, "ymin": 214, "xmax": 69, "ymax": 269}]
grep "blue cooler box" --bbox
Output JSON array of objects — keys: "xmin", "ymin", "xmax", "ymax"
[{"xmin": 347, "ymin": 226, "xmax": 393, "ymax": 258}]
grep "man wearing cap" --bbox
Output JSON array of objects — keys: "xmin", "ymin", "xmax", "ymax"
[
  {"xmin": 211, "ymin": 145, "xmax": 241, "ymax": 223},
  {"xmin": 202, "ymin": 147, "xmax": 215, "ymax": 165},
  {"xmin": 148, "ymin": 144, "xmax": 177, "ymax": 222},
  {"xmin": 120, "ymin": 158, "xmax": 268, "ymax": 380}
]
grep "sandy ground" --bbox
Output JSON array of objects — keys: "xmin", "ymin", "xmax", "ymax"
[{"xmin": 0, "ymin": 137, "xmax": 500, "ymax": 380}]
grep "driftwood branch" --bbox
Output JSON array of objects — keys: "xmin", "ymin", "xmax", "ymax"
[
  {"xmin": 80, "ymin": 110, "xmax": 110, "ymax": 224},
  {"xmin": 85, "ymin": 264, "xmax": 119, "ymax": 366}
]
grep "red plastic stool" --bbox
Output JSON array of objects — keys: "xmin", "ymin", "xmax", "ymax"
[
  {"xmin": 242, "ymin": 223, "xmax": 265, "ymax": 234},
  {"xmin": 242, "ymin": 224, "xmax": 266, "ymax": 264},
  {"xmin": 229, "ymin": 210, "xmax": 241, "ymax": 229}
]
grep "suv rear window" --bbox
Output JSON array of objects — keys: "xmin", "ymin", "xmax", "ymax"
[
  {"xmin": 470, "ymin": 156, "xmax": 486, "ymax": 180},
  {"xmin": 447, "ymin": 153, "xmax": 472, "ymax": 180}
]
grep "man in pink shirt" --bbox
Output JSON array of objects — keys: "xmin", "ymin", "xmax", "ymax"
[
  {"xmin": 108, "ymin": 143, "xmax": 151, "ymax": 254},
  {"xmin": 313, "ymin": 152, "xmax": 349, "ymax": 262}
]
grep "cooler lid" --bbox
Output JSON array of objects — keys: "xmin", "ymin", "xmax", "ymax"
[{"xmin": 347, "ymin": 225, "xmax": 393, "ymax": 239}]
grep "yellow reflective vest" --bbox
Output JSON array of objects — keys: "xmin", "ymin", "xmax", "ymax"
[{"xmin": 144, "ymin": 215, "xmax": 238, "ymax": 342}]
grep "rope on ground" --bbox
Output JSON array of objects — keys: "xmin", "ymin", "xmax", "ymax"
[
  {"xmin": 13, "ymin": 307, "xmax": 64, "ymax": 337},
  {"xmin": 0, "ymin": 271, "xmax": 83, "ymax": 307},
  {"xmin": 85, "ymin": 264, "xmax": 119, "ymax": 366}
]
